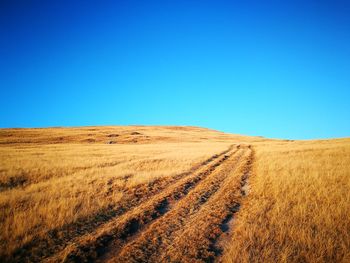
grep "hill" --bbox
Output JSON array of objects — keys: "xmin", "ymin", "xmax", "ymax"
[{"xmin": 0, "ymin": 126, "xmax": 349, "ymax": 262}]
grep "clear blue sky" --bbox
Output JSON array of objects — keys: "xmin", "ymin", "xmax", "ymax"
[{"xmin": 1, "ymin": 0, "xmax": 349, "ymax": 139}]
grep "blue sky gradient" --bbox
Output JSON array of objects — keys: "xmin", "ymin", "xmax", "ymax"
[{"xmin": 1, "ymin": 0, "xmax": 349, "ymax": 139}]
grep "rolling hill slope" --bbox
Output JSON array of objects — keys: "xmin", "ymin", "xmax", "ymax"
[{"xmin": 0, "ymin": 126, "xmax": 349, "ymax": 262}]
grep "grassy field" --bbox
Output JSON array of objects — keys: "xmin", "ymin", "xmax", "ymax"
[{"xmin": 0, "ymin": 126, "xmax": 349, "ymax": 262}]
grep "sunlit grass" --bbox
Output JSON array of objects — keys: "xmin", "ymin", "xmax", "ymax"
[{"xmin": 223, "ymin": 139, "xmax": 350, "ymax": 263}]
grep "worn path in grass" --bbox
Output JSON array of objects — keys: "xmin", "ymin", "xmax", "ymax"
[
  {"xmin": 103, "ymin": 146, "xmax": 253, "ymax": 263},
  {"xmin": 56, "ymin": 145, "xmax": 239, "ymax": 262}
]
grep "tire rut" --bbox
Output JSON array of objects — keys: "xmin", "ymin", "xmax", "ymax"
[{"xmin": 161, "ymin": 147, "xmax": 254, "ymax": 263}]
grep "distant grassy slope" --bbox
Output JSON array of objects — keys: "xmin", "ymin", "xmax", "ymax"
[{"xmin": 0, "ymin": 125, "xmax": 265, "ymax": 145}]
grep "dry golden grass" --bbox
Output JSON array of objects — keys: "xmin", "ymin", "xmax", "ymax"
[
  {"xmin": 222, "ymin": 139, "xmax": 350, "ymax": 263},
  {"xmin": 0, "ymin": 125, "xmax": 349, "ymax": 263}
]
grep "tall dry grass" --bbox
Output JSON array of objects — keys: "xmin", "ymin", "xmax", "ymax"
[{"xmin": 223, "ymin": 139, "xmax": 350, "ymax": 263}]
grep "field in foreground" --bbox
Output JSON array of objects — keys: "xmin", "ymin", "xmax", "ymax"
[{"xmin": 0, "ymin": 126, "xmax": 349, "ymax": 263}]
